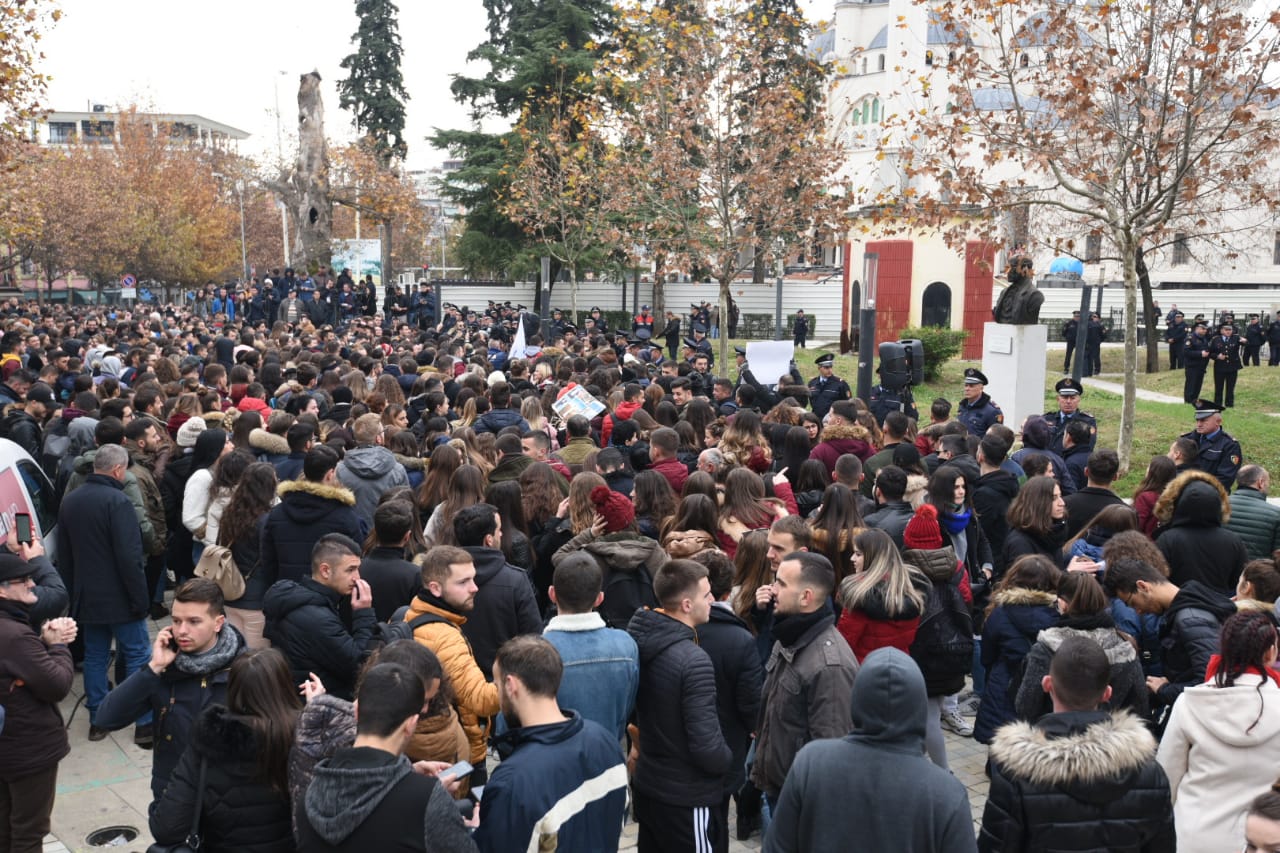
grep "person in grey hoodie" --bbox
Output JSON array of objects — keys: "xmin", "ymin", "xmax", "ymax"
[
  {"xmin": 335, "ymin": 413, "xmax": 408, "ymax": 528},
  {"xmin": 296, "ymin": 662, "xmax": 476, "ymax": 853},
  {"xmin": 765, "ymin": 648, "xmax": 976, "ymax": 853}
]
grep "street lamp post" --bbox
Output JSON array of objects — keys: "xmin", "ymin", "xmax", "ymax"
[{"xmin": 235, "ymin": 180, "xmax": 247, "ymax": 283}]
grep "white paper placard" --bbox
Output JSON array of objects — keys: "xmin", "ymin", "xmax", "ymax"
[{"xmin": 746, "ymin": 341, "xmax": 797, "ymax": 388}]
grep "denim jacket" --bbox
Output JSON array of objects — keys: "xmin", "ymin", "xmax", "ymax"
[{"xmin": 544, "ymin": 612, "xmax": 640, "ymax": 742}]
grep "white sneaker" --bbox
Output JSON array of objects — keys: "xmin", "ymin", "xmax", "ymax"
[
  {"xmin": 958, "ymin": 695, "xmax": 981, "ymax": 717},
  {"xmin": 941, "ymin": 707, "xmax": 974, "ymax": 736}
]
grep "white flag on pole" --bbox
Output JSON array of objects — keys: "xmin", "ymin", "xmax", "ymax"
[{"xmin": 511, "ymin": 311, "xmax": 527, "ymax": 359}]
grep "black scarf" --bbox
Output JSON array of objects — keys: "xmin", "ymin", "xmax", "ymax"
[
  {"xmin": 772, "ymin": 599, "xmax": 834, "ymax": 647},
  {"xmin": 417, "ymin": 589, "xmax": 465, "ymax": 618}
]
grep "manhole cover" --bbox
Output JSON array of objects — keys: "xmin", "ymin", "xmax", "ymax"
[{"xmin": 86, "ymin": 825, "xmax": 138, "ymax": 846}]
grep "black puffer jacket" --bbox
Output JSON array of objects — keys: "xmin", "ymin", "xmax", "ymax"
[
  {"xmin": 626, "ymin": 608, "xmax": 731, "ymax": 806},
  {"xmin": 260, "ymin": 479, "xmax": 365, "ymax": 585},
  {"xmin": 1156, "ymin": 580, "xmax": 1237, "ymax": 706},
  {"xmin": 1001, "ymin": 523, "xmax": 1067, "ymax": 573},
  {"xmin": 150, "ymin": 704, "xmax": 294, "ymax": 853},
  {"xmin": 263, "ymin": 578, "xmax": 377, "ymax": 701},
  {"xmin": 459, "ymin": 546, "xmax": 543, "ymax": 679},
  {"xmin": 981, "ymin": 710, "xmax": 1174, "ymax": 853},
  {"xmin": 1014, "ymin": 613, "xmax": 1149, "ymax": 722},
  {"xmin": 1154, "ymin": 469, "xmax": 1249, "ymax": 595},
  {"xmin": 0, "ymin": 406, "xmax": 43, "ymax": 459},
  {"xmin": 972, "ymin": 469, "xmax": 1021, "ymax": 574},
  {"xmin": 698, "ymin": 605, "xmax": 763, "ymax": 795}
]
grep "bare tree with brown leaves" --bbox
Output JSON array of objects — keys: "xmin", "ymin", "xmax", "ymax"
[
  {"xmin": 598, "ymin": 0, "xmax": 850, "ymax": 366},
  {"xmin": 872, "ymin": 0, "xmax": 1280, "ymax": 473}
]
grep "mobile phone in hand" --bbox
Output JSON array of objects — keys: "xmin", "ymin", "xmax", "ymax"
[
  {"xmin": 14, "ymin": 513, "xmax": 32, "ymax": 545},
  {"xmin": 441, "ymin": 759, "xmax": 473, "ymax": 780}
]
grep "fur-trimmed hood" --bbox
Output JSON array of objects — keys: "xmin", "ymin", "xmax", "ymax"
[
  {"xmin": 277, "ymin": 478, "xmax": 357, "ymax": 506},
  {"xmin": 991, "ymin": 710, "xmax": 1156, "ymax": 787},
  {"xmin": 1154, "ymin": 468, "xmax": 1230, "ymax": 526},
  {"xmin": 1036, "ymin": 625, "xmax": 1136, "ymax": 666},
  {"xmin": 192, "ymin": 703, "xmax": 261, "ymax": 767},
  {"xmin": 248, "ymin": 427, "xmax": 290, "ymax": 456},
  {"xmin": 817, "ymin": 422, "xmax": 873, "ymax": 444},
  {"xmin": 392, "ymin": 452, "xmax": 425, "ymax": 472},
  {"xmin": 991, "ymin": 587, "xmax": 1059, "ymax": 608}
]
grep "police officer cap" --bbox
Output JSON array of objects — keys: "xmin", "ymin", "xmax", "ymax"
[
  {"xmin": 683, "ymin": 338, "xmax": 698, "ymax": 348},
  {"xmin": 1193, "ymin": 399, "xmax": 1223, "ymax": 419},
  {"xmin": 692, "ymin": 324, "xmax": 707, "ymax": 334},
  {"xmin": 815, "ymin": 353, "xmax": 835, "ymax": 367},
  {"xmin": 963, "ymin": 368, "xmax": 989, "ymax": 385},
  {"xmin": 1054, "ymin": 378, "xmax": 1083, "ymax": 396},
  {"xmin": 734, "ymin": 346, "xmax": 747, "ymax": 356}
]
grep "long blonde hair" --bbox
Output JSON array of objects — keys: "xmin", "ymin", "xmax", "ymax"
[
  {"xmin": 568, "ymin": 473, "xmax": 607, "ymax": 534},
  {"xmin": 838, "ymin": 528, "xmax": 925, "ymax": 617}
]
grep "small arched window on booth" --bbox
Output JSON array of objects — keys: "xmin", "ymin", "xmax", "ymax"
[{"xmin": 922, "ymin": 281, "xmax": 952, "ymax": 328}]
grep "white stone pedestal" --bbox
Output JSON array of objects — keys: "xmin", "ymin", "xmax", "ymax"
[{"xmin": 982, "ymin": 322, "xmax": 1047, "ymax": 434}]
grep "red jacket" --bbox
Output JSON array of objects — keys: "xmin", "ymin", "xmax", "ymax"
[
  {"xmin": 650, "ymin": 456, "xmax": 689, "ymax": 494},
  {"xmin": 602, "ymin": 399, "xmax": 645, "ymax": 447},
  {"xmin": 837, "ymin": 607, "xmax": 921, "ymax": 662},
  {"xmin": 809, "ymin": 423, "xmax": 874, "ymax": 475}
]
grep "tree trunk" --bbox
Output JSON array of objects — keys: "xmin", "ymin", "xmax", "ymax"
[
  {"xmin": 290, "ymin": 72, "xmax": 333, "ymax": 273},
  {"xmin": 718, "ymin": 278, "xmax": 730, "ymax": 368},
  {"xmin": 1136, "ymin": 245, "xmax": 1160, "ymax": 374},
  {"xmin": 652, "ymin": 252, "xmax": 666, "ymax": 319},
  {"xmin": 381, "ymin": 219, "xmax": 393, "ymax": 296},
  {"xmin": 570, "ymin": 264, "xmax": 578, "ymax": 330},
  {"xmin": 1118, "ymin": 234, "xmax": 1140, "ymax": 477}
]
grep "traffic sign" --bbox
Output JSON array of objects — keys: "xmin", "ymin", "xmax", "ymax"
[{"xmin": 121, "ymin": 274, "xmax": 136, "ymax": 287}]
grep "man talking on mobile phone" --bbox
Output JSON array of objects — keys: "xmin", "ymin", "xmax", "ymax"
[{"xmin": 265, "ymin": 534, "xmax": 378, "ymax": 701}]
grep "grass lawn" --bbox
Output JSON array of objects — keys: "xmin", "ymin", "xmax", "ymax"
[{"xmin": 717, "ymin": 338, "xmax": 1279, "ymax": 494}]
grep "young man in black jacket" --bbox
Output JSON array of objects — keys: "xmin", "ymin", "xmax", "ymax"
[
  {"xmin": 980, "ymin": 636, "xmax": 1174, "ymax": 852},
  {"xmin": 627, "ymin": 559, "xmax": 732, "ymax": 852},
  {"xmin": 263, "ymin": 534, "xmax": 377, "ymax": 701},
  {"xmin": 297, "ymin": 663, "xmax": 475, "ymax": 853},
  {"xmin": 97, "ymin": 579, "xmax": 245, "ymax": 801},
  {"xmin": 692, "ymin": 550, "xmax": 765, "ymax": 841},
  {"xmin": 359, "ymin": 500, "xmax": 423, "ymax": 623},
  {"xmin": 453, "ymin": 504, "xmax": 543, "ymax": 679},
  {"xmin": 1102, "ymin": 557, "xmax": 1236, "ymax": 713}
]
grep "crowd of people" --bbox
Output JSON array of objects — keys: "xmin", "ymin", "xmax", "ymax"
[{"xmin": 0, "ymin": 285, "xmax": 1279, "ymax": 853}]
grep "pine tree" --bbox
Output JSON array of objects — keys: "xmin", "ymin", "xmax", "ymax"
[
  {"xmin": 338, "ymin": 0, "xmax": 409, "ymax": 164},
  {"xmin": 431, "ymin": 0, "xmax": 614, "ymax": 281}
]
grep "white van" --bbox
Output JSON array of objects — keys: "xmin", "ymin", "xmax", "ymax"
[{"xmin": 0, "ymin": 438, "xmax": 60, "ymax": 560}]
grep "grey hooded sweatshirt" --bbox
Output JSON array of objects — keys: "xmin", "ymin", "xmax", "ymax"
[
  {"xmin": 297, "ymin": 745, "xmax": 475, "ymax": 853},
  {"xmin": 335, "ymin": 445, "xmax": 409, "ymax": 527},
  {"xmin": 764, "ymin": 648, "xmax": 977, "ymax": 853}
]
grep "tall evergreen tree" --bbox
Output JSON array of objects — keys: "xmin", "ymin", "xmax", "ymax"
[
  {"xmin": 338, "ymin": 0, "xmax": 409, "ymax": 164},
  {"xmin": 431, "ymin": 0, "xmax": 614, "ymax": 281}
]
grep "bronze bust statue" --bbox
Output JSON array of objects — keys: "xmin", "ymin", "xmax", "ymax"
[{"xmin": 993, "ymin": 257, "xmax": 1044, "ymax": 325}]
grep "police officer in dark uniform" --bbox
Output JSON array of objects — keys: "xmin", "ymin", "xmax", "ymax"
[
  {"xmin": 690, "ymin": 324, "xmax": 714, "ymax": 368},
  {"xmin": 549, "ymin": 309, "xmax": 567, "ymax": 340},
  {"xmin": 1183, "ymin": 399, "xmax": 1243, "ymax": 490},
  {"xmin": 1244, "ymin": 314, "xmax": 1264, "ymax": 366},
  {"xmin": 1209, "ymin": 320, "xmax": 1244, "ymax": 408},
  {"xmin": 1045, "ymin": 377, "xmax": 1097, "ymax": 456},
  {"xmin": 1183, "ymin": 319, "xmax": 1211, "ymax": 403},
  {"xmin": 956, "ymin": 368, "xmax": 1004, "ymax": 436},
  {"xmin": 808, "ymin": 353, "xmax": 851, "ymax": 420},
  {"xmin": 1165, "ymin": 311, "xmax": 1187, "ymax": 370},
  {"xmin": 1268, "ymin": 312, "xmax": 1280, "ymax": 366},
  {"xmin": 868, "ymin": 370, "xmax": 919, "ymax": 427},
  {"xmin": 1062, "ymin": 310, "xmax": 1080, "ymax": 373},
  {"xmin": 589, "ymin": 306, "xmax": 608, "ymax": 336},
  {"xmin": 1085, "ymin": 312, "xmax": 1106, "ymax": 376}
]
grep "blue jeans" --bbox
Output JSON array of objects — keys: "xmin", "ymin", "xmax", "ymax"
[
  {"xmin": 83, "ymin": 620, "xmax": 152, "ymax": 725},
  {"xmin": 971, "ymin": 637, "xmax": 986, "ymax": 694}
]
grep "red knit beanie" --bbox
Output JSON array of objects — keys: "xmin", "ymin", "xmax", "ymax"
[
  {"xmin": 904, "ymin": 504, "xmax": 944, "ymax": 550},
  {"xmin": 590, "ymin": 485, "xmax": 635, "ymax": 533}
]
